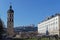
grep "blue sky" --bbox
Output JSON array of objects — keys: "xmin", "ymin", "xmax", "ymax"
[{"xmin": 0, "ymin": 0, "xmax": 60, "ymax": 27}]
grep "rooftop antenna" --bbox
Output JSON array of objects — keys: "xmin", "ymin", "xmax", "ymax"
[
  {"xmin": 10, "ymin": 2, "xmax": 12, "ymax": 5},
  {"xmin": 9, "ymin": 2, "xmax": 12, "ymax": 9}
]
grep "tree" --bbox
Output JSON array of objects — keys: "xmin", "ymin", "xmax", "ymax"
[{"xmin": 0, "ymin": 18, "xmax": 4, "ymax": 39}]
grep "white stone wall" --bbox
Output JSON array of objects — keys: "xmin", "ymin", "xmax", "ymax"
[
  {"xmin": 58, "ymin": 16, "xmax": 60, "ymax": 36},
  {"xmin": 38, "ymin": 16, "xmax": 60, "ymax": 36}
]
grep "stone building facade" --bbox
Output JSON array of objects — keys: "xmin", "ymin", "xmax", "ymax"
[
  {"xmin": 38, "ymin": 14, "xmax": 60, "ymax": 36},
  {"xmin": 7, "ymin": 5, "xmax": 15, "ymax": 37}
]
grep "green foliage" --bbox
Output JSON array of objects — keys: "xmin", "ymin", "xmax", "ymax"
[
  {"xmin": 0, "ymin": 18, "xmax": 4, "ymax": 38},
  {"xmin": 11, "ymin": 37, "xmax": 60, "ymax": 40},
  {"xmin": 12, "ymin": 38, "xmax": 23, "ymax": 40},
  {"xmin": 41, "ymin": 38, "xmax": 49, "ymax": 40}
]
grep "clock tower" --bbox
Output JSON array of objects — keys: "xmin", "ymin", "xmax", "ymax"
[{"xmin": 7, "ymin": 5, "xmax": 15, "ymax": 37}]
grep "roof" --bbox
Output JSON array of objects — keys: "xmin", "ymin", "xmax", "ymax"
[
  {"xmin": 7, "ymin": 5, "xmax": 14, "ymax": 13},
  {"xmin": 39, "ymin": 13, "xmax": 60, "ymax": 24}
]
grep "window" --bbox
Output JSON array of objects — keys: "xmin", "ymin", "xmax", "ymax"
[
  {"xmin": 56, "ymin": 26, "xmax": 57, "ymax": 29},
  {"xmin": 9, "ymin": 14, "xmax": 13, "ymax": 18},
  {"xmin": 9, "ymin": 19, "xmax": 13, "ymax": 22},
  {"xmin": 9, "ymin": 19, "xmax": 11, "ymax": 21},
  {"xmin": 56, "ymin": 18, "xmax": 57, "ymax": 20},
  {"xmin": 9, "ymin": 22, "xmax": 11, "ymax": 25},
  {"xmin": 55, "ymin": 21, "xmax": 57, "ymax": 24},
  {"xmin": 12, "ymin": 19, "xmax": 13, "ymax": 22}
]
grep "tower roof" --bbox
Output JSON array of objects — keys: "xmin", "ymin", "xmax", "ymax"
[{"xmin": 7, "ymin": 5, "xmax": 14, "ymax": 13}]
